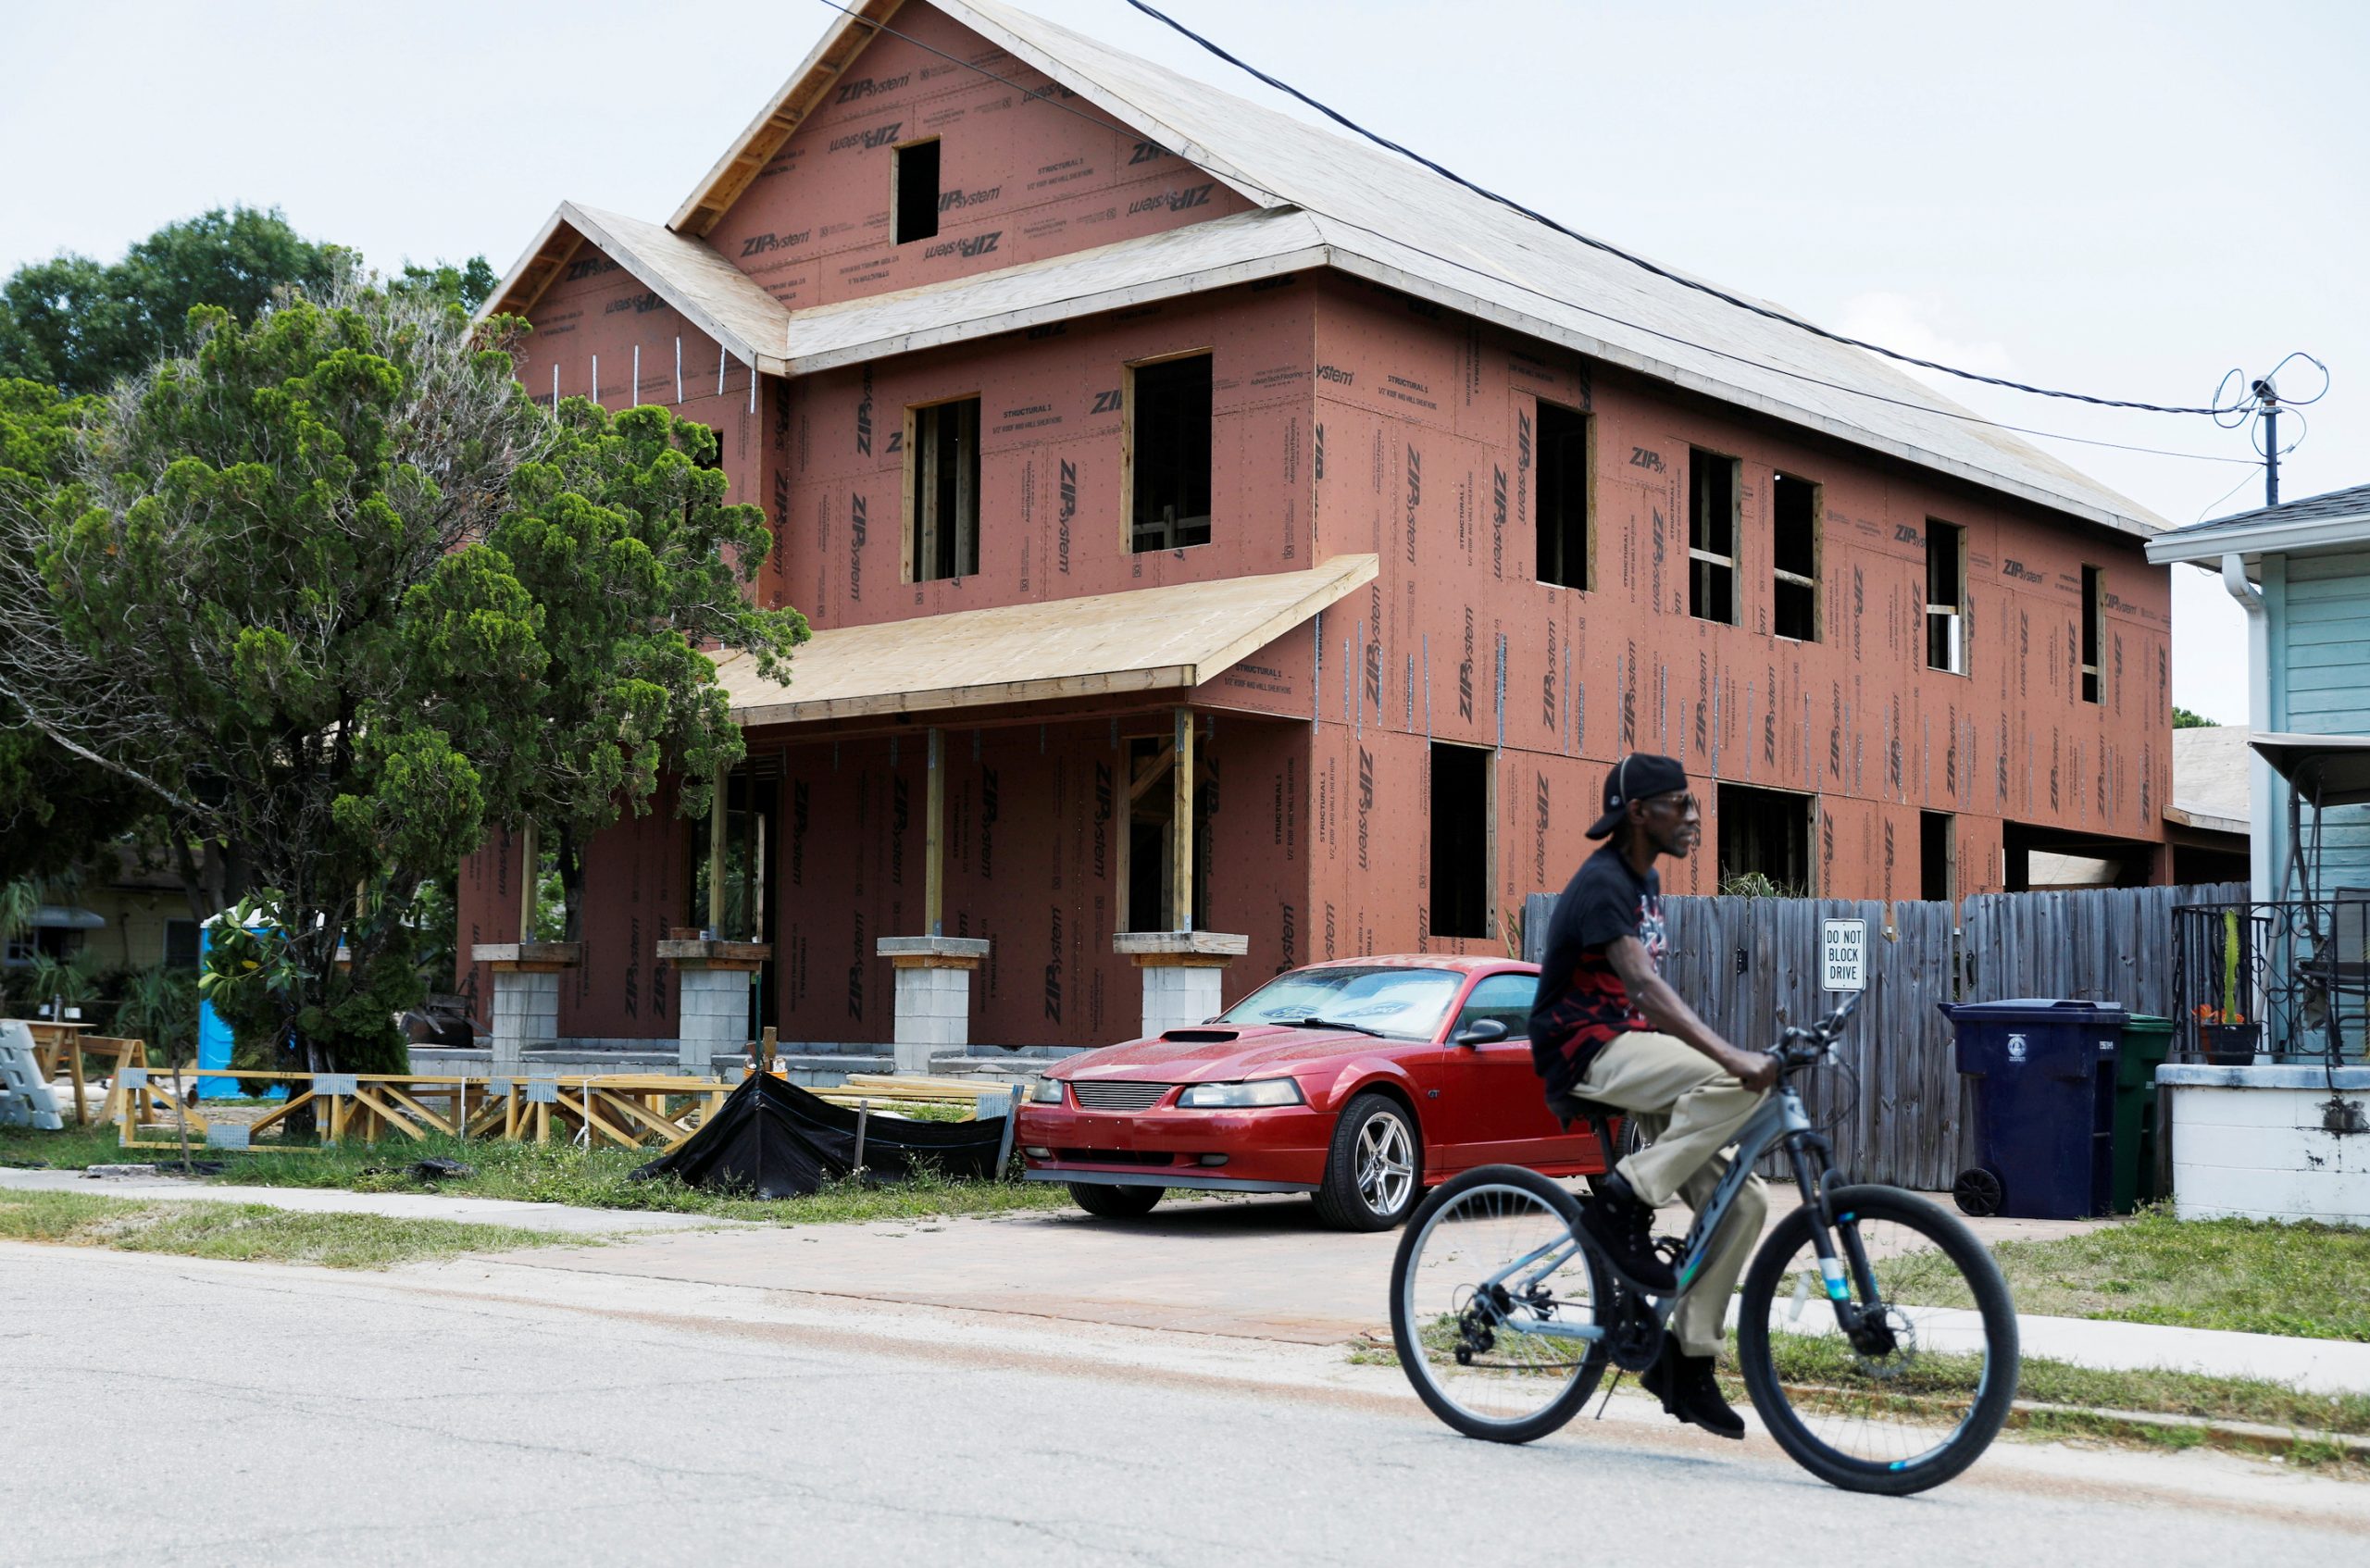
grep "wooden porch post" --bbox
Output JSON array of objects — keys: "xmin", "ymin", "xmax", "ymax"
[
  {"xmin": 1172, "ymin": 707, "xmax": 1193, "ymax": 932},
  {"xmin": 706, "ymin": 764, "xmax": 728, "ymax": 936},
  {"xmin": 516, "ymin": 818, "xmax": 538, "ymax": 940},
  {"xmin": 926, "ymin": 727, "xmax": 944, "ymax": 938}
]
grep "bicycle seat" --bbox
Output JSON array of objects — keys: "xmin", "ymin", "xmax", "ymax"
[{"xmin": 1544, "ymin": 1091, "xmax": 1620, "ymax": 1130}]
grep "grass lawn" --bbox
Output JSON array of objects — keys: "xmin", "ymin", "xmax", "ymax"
[
  {"xmin": 1852, "ymin": 1207, "xmax": 2370, "ymax": 1344},
  {"xmin": 1984, "ymin": 1210, "xmax": 2370, "ymax": 1342},
  {"xmin": 0, "ymin": 1120, "xmax": 1077, "ymax": 1226},
  {"xmin": 0, "ymin": 1188, "xmax": 565, "ymax": 1269}
]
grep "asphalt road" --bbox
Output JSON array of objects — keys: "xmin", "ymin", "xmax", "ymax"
[{"xmin": 5, "ymin": 1242, "xmax": 2362, "ymax": 1566}]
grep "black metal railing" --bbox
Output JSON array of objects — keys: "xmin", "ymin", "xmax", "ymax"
[{"xmin": 2171, "ymin": 899, "xmax": 2370, "ymax": 1064}]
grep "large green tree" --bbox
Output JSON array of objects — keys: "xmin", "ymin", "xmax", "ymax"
[
  {"xmin": 0, "ymin": 214, "xmax": 498, "ymax": 887},
  {"xmin": 0, "ymin": 275, "xmax": 805, "ymax": 1073},
  {"xmin": 0, "ymin": 380, "xmax": 148, "ymax": 880},
  {"xmin": 0, "ymin": 206, "xmax": 495, "ymax": 398}
]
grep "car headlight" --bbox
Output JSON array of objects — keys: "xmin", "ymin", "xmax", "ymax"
[
  {"xmin": 1027, "ymin": 1078, "xmax": 1066, "ymax": 1104},
  {"xmin": 1177, "ymin": 1078, "xmax": 1306, "ymax": 1109}
]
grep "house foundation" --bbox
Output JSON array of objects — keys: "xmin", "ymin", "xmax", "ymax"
[
  {"xmin": 657, "ymin": 937, "xmax": 769, "ymax": 1074},
  {"xmin": 468, "ymin": 942, "xmax": 580, "ymax": 1075},
  {"xmin": 2160, "ymin": 1063, "xmax": 2370, "ymax": 1226},
  {"xmin": 1116, "ymin": 931, "xmax": 1248, "ymax": 1038},
  {"xmin": 878, "ymin": 936, "xmax": 990, "ymax": 1072}
]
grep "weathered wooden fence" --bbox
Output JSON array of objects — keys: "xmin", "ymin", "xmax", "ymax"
[
  {"xmin": 1960, "ymin": 884, "xmax": 2242, "ymax": 1016},
  {"xmin": 1523, "ymin": 881, "xmax": 2245, "ymax": 1190}
]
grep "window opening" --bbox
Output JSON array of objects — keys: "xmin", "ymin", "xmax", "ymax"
[
  {"xmin": 893, "ymin": 140, "xmax": 941, "ymax": 244},
  {"xmin": 164, "ymin": 919, "xmax": 201, "ymax": 969},
  {"xmin": 1715, "ymin": 783, "xmax": 1812, "ymax": 893},
  {"xmin": 909, "ymin": 398, "xmax": 979, "ymax": 581},
  {"xmin": 1772, "ymin": 471, "xmax": 1819, "ymax": 641},
  {"xmin": 1925, "ymin": 519, "xmax": 1965, "ymax": 673},
  {"xmin": 2080, "ymin": 565, "xmax": 2102, "ymax": 704},
  {"xmin": 1428, "ymin": 743, "xmax": 1492, "ymax": 940},
  {"xmin": 1920, "ymin": 812, "xmax": 1954, "ymax": 902},
  {"xmin": 1534, "ymin": 401, "xmax": 1590, "ymax": 589},
  {"xmin": 1688, "ymin": 447, "xmax": 1738, "ymax": 623},
  {"xmin": 1129, "ymin": 355, "xmax": 1213, "ymax": 552}
]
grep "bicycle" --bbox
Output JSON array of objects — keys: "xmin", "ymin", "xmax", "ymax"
[{"xmin": 1388, "ymin": 992, "xmax": 2018, "ymax": 1495}]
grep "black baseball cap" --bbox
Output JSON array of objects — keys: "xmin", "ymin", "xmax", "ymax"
[{"xmin": 1585, "ymin": 753, "xmax": 1689, "ymax": 839}]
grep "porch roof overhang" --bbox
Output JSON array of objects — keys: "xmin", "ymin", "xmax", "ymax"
[
  {"xmin": 711, "ymin": 554, "xmax": 1376, "ymax": 727},
  {"xmin": 2250, "ymin": 732, "xmax": 2370, "ymax": 809}
]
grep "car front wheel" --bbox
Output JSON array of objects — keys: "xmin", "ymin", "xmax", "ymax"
[
  {"xmin": 1067, "ymin": 1181, "xmax": 1164, "ymax": 1218},
  {"xmin": 1313, "ymin": 1092, "xmax": 1421, "ymax": 1231}
]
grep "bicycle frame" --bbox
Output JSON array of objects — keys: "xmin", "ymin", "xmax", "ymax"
[{"xmin": 1477, "ymin": 1079, "xmax": 1883, "ymax": 1345}]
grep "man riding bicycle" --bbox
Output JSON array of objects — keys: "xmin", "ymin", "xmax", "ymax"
[{"xmin": 1526, "ymin": 753, "xmax": 1777, "ymax": 1440}]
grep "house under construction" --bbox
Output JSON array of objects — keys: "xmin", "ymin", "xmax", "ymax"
[{"xmin": 458, "ymin": 0, "xmax": 2174, "ymax": 1058}]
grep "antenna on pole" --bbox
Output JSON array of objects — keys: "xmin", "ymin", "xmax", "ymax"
[
  {"xmin": 2254, "ymin": 378, "xmax": 2280, "ymax": 507},
  {"xmin": 2215, "ymin": 355, "xmax": 2329, "ymax": 510}
]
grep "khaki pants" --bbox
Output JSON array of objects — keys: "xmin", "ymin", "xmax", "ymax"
[{"xmin": 1574, "ymin": 1030, "xmax": 1768, "ymax": 1358}]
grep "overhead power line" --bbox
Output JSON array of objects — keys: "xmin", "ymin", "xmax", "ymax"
[
  {"xmin": 802, "ymin": 0, "xmax": 2259, "ymax": 468},
  {"xmin": 1122, "ymin": 0, "xmax": 2267, "ymax": 419}
]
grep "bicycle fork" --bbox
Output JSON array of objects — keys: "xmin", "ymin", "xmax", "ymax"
[{"xmin": 1788, "ymin": 1133, "xmax": 1890, "ymax": 1350}]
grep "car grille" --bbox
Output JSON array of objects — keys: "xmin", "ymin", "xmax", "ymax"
[
  {"xmin": 1055, "ymin": 1149, "xmax": 1178, "ymax": 1165},
  {"xmin": 1066, "ymin": 1080, "xmax": 1177, "ymax": 1112}
]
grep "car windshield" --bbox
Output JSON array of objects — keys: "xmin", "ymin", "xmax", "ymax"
[{"xmin": 1217, "ymin": 965, "xmax": 1466, "ymax": 1039}]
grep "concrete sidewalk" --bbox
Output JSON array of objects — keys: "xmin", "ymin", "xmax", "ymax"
[
  {"xmin": 0, "ymin": 1166, "xmax": 730, "ymax": 1236},
  {"xmin": 8, "ymin": 1168, "xmax": 2365, "ymax": 1395}
]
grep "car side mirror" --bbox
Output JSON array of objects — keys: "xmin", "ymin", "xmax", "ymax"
[{"xmin": 1452, "ymin": 1018, "xmax": 1509, "ymax": 1048}]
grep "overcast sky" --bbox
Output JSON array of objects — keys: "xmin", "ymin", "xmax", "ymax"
[{"xmin": 8, "ymin": 0, "xmax": 2360, "ymax": 726}]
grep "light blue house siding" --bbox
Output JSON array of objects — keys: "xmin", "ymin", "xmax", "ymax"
[{"xmin": 2266, "ymin": 546, "xmax": 2370, "ymax": 897}]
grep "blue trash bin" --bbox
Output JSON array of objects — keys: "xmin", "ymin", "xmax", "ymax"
[{"xmin": 1940, "ymin": 999, "xmax": 2127, "ymax": 1220}]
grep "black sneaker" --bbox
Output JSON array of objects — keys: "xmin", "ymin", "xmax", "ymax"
[
  {"xmin": 1578, "ymin": 1175, "xmax": 1678, "ymax": 1294},
  {"xmin": 1641, "ymin": 1342, "xmax": 1745, "ymax": 1440}
]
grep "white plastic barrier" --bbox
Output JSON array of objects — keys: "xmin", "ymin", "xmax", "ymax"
[{"xmin": 0, "ymin": 1019, "xmax": 64, "ymax": 1130}]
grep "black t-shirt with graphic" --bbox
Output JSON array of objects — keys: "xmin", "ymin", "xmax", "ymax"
[{"xmin": 1527, "ymin": 841, "xmax": 1667, "ymax": 1095}]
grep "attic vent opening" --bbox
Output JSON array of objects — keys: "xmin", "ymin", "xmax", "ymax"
[{"xmin": 894, "ymin": 139, "xmax": 942, "ymax": 244}]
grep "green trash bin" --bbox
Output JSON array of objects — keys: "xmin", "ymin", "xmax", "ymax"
[{"xmin": 2113, "ymin": 1014, "xmax": 2175, "ymax": 1213}]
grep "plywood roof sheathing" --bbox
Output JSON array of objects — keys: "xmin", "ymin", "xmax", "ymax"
[{"xmin": 711, "ymin": 554, "xmax": 1378, "ymax": 726}]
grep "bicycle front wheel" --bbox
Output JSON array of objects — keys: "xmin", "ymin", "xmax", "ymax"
[
  {"xmin": 1737, "ymin": 1184, "xmax": 2018, "ymax": 1494},
  {"xmin": 1390, "ymin": 1165, "xmax": 1611, "ymax": 1444}
]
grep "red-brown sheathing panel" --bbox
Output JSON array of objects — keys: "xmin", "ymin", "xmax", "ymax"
[{"xmin": 707, "ymin": 4, "xmax": 1255, "ymax": 313}]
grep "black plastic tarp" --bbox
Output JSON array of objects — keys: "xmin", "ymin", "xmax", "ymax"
[{"xmin": 629, "ymin": 1072, "xmax": 1009, "ymax": 1198}]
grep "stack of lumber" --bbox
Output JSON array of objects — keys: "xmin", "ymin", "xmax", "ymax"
[{"xmin": 802, "ymin": 1072, "xmax": 1028, "ymax": 1120}]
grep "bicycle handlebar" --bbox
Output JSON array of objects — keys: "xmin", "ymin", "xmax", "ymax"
[{"xmin": 1769, "ymin": 989, "xmax": 1865, "ymax": 1071}]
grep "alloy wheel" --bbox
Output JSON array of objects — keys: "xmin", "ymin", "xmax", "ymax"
[{"xmin": 1356, "ymin": 1109, "xmax": 1416, "ymax": 1216}]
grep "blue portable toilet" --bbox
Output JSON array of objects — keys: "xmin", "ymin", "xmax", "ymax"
[{"xmin": 195, "ymin": 917, "xmax": 282, "ymax": 1101}]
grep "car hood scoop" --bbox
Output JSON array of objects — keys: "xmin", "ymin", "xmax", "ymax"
[{"xmin": 1157, "ymin": 1027, "xmax": 1241, "ymax": 1043}]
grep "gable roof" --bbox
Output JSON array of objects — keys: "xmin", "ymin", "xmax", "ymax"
[
  {"xmin": 673, "ymin": 0, "xmax": 2160, "ymax": 539},
  {"xmin": 480, "ymin": 201, "xmax": 794, "ymax": 375},
  {"xmin": 2147, "ymin": 482, "xmax": 2370, "ymax": 565}
]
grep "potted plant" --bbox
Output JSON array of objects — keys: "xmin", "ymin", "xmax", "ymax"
[{"xmin": 2199, "ymin": 910, "xmax": 2262, "ymax": 1064}]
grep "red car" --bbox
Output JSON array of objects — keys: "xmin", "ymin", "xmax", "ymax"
[{"xmin": 1017, "ymin": 956, "xmax": 1613, "ymax": 1229}]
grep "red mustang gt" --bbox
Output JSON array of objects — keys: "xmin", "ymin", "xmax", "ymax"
[{"xmin": 1016, "ymin": 955, "xmax": 1613, "ymax": 1229}]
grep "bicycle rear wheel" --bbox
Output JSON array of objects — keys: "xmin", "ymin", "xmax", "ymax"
[
  {"xmin": 1390, "ymin": 1165, "xmax": 1611, "ymax": 1444},
  {"xmin": 1736, "ymin": 1184, "xmax": 2018, "ymax": 1495}
]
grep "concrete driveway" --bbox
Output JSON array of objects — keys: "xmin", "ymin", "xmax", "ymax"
[{"xmin": 499, "ymin": 1188, "xmax": 2112, "ymax": 1346}]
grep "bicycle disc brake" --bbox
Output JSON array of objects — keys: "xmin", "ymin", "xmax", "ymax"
[{"xmin": 1849, "ymin": 1304, "xmax": 1916, "ymax": 1374}]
